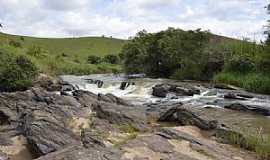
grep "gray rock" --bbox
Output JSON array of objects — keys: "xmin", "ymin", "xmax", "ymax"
[
  {"xmin": 174, "ymin": 87, "xmax": 200, "ymax": 96},
  {"xmin": 0, "ymin": 151, "xmax": 9, "ymax": 160},
  {"xmin": 152, "ymin": 84, "xmax": 200, "ymax": 98},
  {"xmin": 81, "ymin": 129, "xmax": 106, "ymax": 148},
  {"xmin": 22, "ymin": 110, "xmax": 80, "ymax": 156},
  {"xmin": 93, "ymin": 102, "xmax": 148, "ymax": 131},
  {"xmin": 36, "ymin": 145, "xmax": 122, "ymax": 160},
  {"xmin": 98, "ymin": 93, "xmax": 132, "ymax": 106},
  {"xmin": 158, "ymin": 105, "xmax": 218, "ymax": 130},
  {"xmin": 224, "ymin": 93, "xmax": 247, "ymax": 100},
  {"xmin": 214, "ymin": 83, "xmax": 237, "ymax": 90},
  {"xmin": 224, "ymin": 103, "xmax": 270, "ymax": 116},
  {"xmin": 152, "ymin": 84, "xmax": 169, "ymax": 98}
]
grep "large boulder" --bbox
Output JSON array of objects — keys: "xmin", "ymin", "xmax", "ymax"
[
  {"xmin": 98, "ymin": 93, "xmax": 131, "ymax": 106},
  {"xmin": 152, "ymin": 84, "xmax": 200, "ymax": 98},
  {"xmin": 21, "ymin": 110, "xmax": 80, "ymax": 156},
  {"xmin": 173, "ymin": 86, "xmax": 200, "ymax": 96},
  {"xmin": 152, "ymin": 84, "xmax": 170, "ymax": 98},
  {"xmin": 158, "ymin": 105, "xmax": 218, "ymax": 130},
  {"xmin": 93, "ymin": 102, "xmax": 148, "ymax": 131}
]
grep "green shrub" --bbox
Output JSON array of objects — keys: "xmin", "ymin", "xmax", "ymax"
[
  {"xmin": 224, "ymin": 56, "xmax": 255, "ymax": 74},
  {"xmin": 256, "ymin": 54, "xmax": 270, "ymax": 74},
  {"xmin": 27, "ymin": 45, "xmax": 46, "ymax": 58},
  {"xmin": 103, "ymin": 54, "xmax": 119, "ymax": 64},
  {"xmin": 171, "ymin": 60, "xmax": 203, "ymax": 80},
  {"xmin": 20, "ymin": 36, "xmax": 25, "ymax": 41},
  {"xmin": 214, "ymin": 72, "xmax": 270, "ymax": 94},
  {"xmin": 9, "ymin": 40, "xmax": 22, "ymax": 48},
  {"xmin": 121, "ymin": 28, "xmax": 210, "ymax": 78},
  {"xmin": 87, "ymin": 55, "xmax": 102, "ymax": 64},
  {"xmin": 0, "ymin": 50, "xmax": 38, "ymax": 92},
  {"xmin": 222, "ymin": 128, "xmax": 270, "ymax": 160}
]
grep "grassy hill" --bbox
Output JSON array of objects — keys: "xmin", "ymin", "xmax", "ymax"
[{"xmin": 0, "ymin": 32, "xmax": 126, "ymax": 75}]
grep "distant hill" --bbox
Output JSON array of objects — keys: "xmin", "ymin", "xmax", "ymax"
[
  {"xmin": 0, "ymin": 32, "xmax": 126, "ymax": 75},
  {"xmin": 0, "ymin": 32, "xmax": 126, "ymax": 57}
]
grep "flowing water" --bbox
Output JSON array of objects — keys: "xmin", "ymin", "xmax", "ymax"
[{"xmin": 61, "ymin": 74, "xmax": 270, "ymax": 110}]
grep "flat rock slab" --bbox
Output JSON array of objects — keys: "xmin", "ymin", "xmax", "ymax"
[
  {"xmin": 158, "ymin": 105, "xmax": 218, "ymax": 130},
  {"xmin": 36, "ymin": 145, "xmax": 122, "ymax": 160},
  {"xmin": 93, "ymin": 101, "xmax": 148, "ymax": 131},
  {"xmin": 120, "ymin": 126, "xmax": 257, "ymax": 160},
  {"xmin": 224, "ymin": 103, "xmax": 270, "ymax": 116}
]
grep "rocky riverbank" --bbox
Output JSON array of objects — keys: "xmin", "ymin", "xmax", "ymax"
[{"xmin": 0, "ymin": 77, "xmax": 269, "ymax": 160}]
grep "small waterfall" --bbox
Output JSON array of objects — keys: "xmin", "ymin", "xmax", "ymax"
[{"xmin": 60, "ymin": 74, "xmax": 270, "ymax": 108}]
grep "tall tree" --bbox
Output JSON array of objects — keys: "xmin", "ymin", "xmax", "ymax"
[{"xmin": 265, "ymin": 4, "xmax": 270, "ymax": 45}]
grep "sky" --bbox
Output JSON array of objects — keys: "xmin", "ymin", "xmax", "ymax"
[{"xmin": 0, "ymin": 0, "xmax": 269, "ymax": 41}]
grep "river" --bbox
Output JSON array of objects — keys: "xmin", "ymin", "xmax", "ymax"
[{"xmin": 61, "ymin": 74, "xmax": 270, "ymax": 111}]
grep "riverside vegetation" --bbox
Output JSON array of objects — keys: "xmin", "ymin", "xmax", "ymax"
[{"xmin": 121, "ymin": 28, "xmax": 270, "ymax": 94}]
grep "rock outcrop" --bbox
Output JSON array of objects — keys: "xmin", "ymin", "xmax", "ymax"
[
  {"xmin": 0, "ymin": 87, "xmax": 149, "ymax": 159},
  {"xmin": 152, "ymin": 84, "xmax": 200, "ymax": 98},
  {"xmin": 0, "ymin": 84, "xmax": 265, "ymax": 160}
]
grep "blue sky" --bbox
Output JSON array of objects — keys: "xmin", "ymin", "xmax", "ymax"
[{"xmin": 0, "ymin": 0, "xmax": 268, "ymax": 41}]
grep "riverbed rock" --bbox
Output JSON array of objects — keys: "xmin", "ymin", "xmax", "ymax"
[
  {"xmin": 152, "ymin": 84, "xmax": 170, "ymax": 98},
  {"xmin": 174, "ymin": 86, "xmax": 200, "ymax": 96},
  {"xmin": 93, "ymin": 102, "xmax": 148, "ymax": 131},
  {"xmin": 214, "ymin": 83, "xmax": 237, "ymax": 90},
  {"xmin": 36, "ymin": 145, "xmax": 122, "ymax": 160},
  {"xmin": 21, "ymin": 109, "xmax": 80, "ymax": 156},
  {"xmin": 224, "ymin": 103, "xmax": 270, "ymax": 116},
  {"xmin": 120, "ymin": 126, "xmax": 257, "ymax": 160},
  {"xmin": 158, "ymin": 105, "xmax": 218, "ymax": 130},
  {"xmin": 224, "ymin": 93, "xmax": 247, "ymax": 100},
  {"xmin": 152, "ymin": 84, "xmax": 200, "ymax": 98},
  {"xmin": 120, "ymin": 82, "xmax": 135, "ymax": 90},
  {"xmin": 0, "ymin": 151, "xmax": 8, "ymax": 160},
  {"xmin": 98, "ymin": 93, "xmax": 131, "ymax": 106},
  {"xmin": 34, "ymin": 74, "xmax": 62, "ymax": 92}
]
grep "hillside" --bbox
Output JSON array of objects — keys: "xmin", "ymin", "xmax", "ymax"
[
  {"xmin": 0, "ymin": 32, "xmax": 126, "ymax": 75},
  {"xmin": 0, "ymin": 31, "xmax": 245, "ymax": 76},
  {"xmin": 0, "ymin": 32, "xmax": 126, "ymax": 57}
]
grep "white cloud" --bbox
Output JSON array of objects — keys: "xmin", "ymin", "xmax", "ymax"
[{"xmin": 0, "ymin": 0, "xmax": 268, "ymax": 41}]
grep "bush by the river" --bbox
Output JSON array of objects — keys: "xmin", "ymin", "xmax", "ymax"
[
  {"xmin": 103, "ymin": 54, "xmax": 119, "ymax": 64},
  {"xmin": 121, "ymin": 28, "xmax": 213, "ymax": 79},
  {"xmin": 0, "ymin": 49, "xmax": 38, "ymax": 92},
  {"xmin": 121, "ymin": 27, "xmax": 270, "ymax": 94}
]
